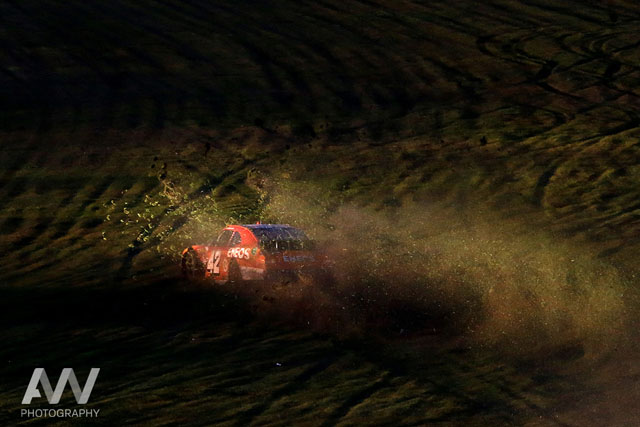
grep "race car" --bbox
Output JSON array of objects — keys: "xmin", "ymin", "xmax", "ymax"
[{"xmin": 181, "ymin": 223, "xmax": 329, "ymax": 284}]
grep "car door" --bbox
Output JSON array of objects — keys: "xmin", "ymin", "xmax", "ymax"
[
  {"xmin": 205, "ymin": 229, "xmax": 233, "ymax": 278},
  {"xmin": 220, "ymin": 231, "xmax": 243, "ymax": 280}
]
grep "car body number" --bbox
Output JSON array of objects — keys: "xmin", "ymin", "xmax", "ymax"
[{"xmin": 207, "ymin": 250, "xmax": 221, "ymax": 275}]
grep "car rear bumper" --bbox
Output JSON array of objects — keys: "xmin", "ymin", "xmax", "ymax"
[
  {"xmin": 239, "ymin": 265, "xmax": 267, "ymax": 281},
  {"xmin": 238, "ymin": 264, "xmax": 330, "ymax": 283}
]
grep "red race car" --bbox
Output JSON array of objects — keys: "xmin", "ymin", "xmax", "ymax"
[{"xmin": 181, "ymin": 224, "xmax": 329, "ymax": 284}]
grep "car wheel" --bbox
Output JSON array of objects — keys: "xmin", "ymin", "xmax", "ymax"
[
  {"xmin": 228, "ymin": 261, "xmax": 243, "ymax": 285},
  {"xmin": 182, "ymin": 249, "xmax": 204, "ymax": 280}
]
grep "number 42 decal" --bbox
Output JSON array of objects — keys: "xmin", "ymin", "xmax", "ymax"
[{"xmin": 207, "ymin": 250, "xmax": 221, "ymax": 275}]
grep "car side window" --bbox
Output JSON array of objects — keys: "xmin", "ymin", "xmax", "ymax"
[
  {"xmin": 229, "ymin": 232, "xmax": 242, "ymax": 246},
  {"xmin": 214, "ymin": 230, "xmax": 233, "ymax": 246}
]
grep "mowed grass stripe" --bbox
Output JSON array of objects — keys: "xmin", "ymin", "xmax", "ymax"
[
  {"xmin": 0, "ymin": 152, "xmax": 162, "ymax": 281},
  {"xmin": 45, "ymin": 0, "xmax": 187, "ymax": 129},
  {"xmin": 4, "ymin": 0, "xmax": 191, "ymax": 129},
  {"xmin": 180, "ymin": 0, "xmax": 353, "ymax": 114},
  {"xmin": 2, "ymin": 2, "xmax": 636, "ymax": 134}
]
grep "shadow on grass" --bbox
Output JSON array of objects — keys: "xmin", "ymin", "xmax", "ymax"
[{"xmin": 0, "ymin": 275, "xmax": 575, "ymax": 425}]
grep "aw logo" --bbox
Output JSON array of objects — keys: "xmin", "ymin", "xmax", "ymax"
[{"xmin": 22, "ymin": 368, "xmax": 100, "ymax": 405}]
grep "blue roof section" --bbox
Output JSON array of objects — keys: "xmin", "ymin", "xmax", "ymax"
[
  {"xmin": 241, "ymin": 224, "xmax": 308, "ymax": 241},
  {"xmin": 242, "ymin": 224, "xmax": 293, "ymax": 229}
]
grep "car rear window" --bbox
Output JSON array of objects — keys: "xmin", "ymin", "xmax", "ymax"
[
  {"xmin": 214, "ymin": 229, "xmax": 233, "ymax": 246},
  {"xmin": 229, "ymin": 232, "xmax": 242, "ymax": 246},
  {"xmin": 249, "ymin": 227, "xmax": 314, "ymax": 252}
]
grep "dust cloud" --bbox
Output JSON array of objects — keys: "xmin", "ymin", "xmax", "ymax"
[{"xmin": 255, "ymin": 180, "xmax": 633, "ymax": 360}]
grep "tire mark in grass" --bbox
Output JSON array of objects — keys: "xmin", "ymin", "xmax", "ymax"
[
  {"xmin": 444, "ymin": 354, "xmax": 575, "ymax": 427},
  {"xmin": 319, "ymin": 373, "xmax": 391, "ymax": 426},
  {"xmin": 533, "ymin": 163, "xmax": 559, "ymax": 206},
  {"xmin": 512, "ymin": 0, "xmax": 611, "ymax": 27},
  {"xmin": 231, "ymin": 354, "xmax": 340, "ymax": 427},
  {"xmin": 603, "ymin": 60, "xmax": 622, "ymax": 81}
]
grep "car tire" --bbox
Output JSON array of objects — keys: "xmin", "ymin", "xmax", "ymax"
[
  {"xmin": 228, "ymin": 261, "xmax": 243, "ymax": 285},
  {"xmin": 182, "ymin": 249, "xmax": 204, "ymax": 280}
]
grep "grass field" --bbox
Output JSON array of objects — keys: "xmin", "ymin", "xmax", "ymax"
[{"xmin": 1, "ymin": 0, "xmax": 640, "ymax": 425}]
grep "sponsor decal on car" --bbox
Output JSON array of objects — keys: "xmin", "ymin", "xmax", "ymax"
[
  {"xmin": 227, "ymin": 247, "xmax": 251, "ymax": 259},
  {"xmin": 282, "ymin": 255, "xmax": 315, "ymax": 263}
]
